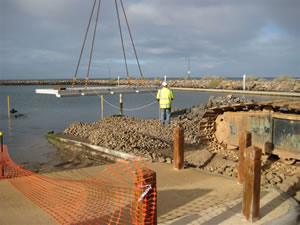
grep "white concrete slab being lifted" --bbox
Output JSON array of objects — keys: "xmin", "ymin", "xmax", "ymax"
[{"xmin": 35, "ymin": 85, "xmax": 159, "ymax": 97}]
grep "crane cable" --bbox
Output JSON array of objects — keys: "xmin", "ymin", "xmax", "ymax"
[
  {"xmin": 72, "ymin": 0, "xmax": 145, "ymax": 87},
  {"xmin": 72, "ymin": 0, "xmax": 97, "ymax": 87},
  {"xmin": 119, "ymin": 0, "xmax": 144, "ymax": 85},
  {"xmin": 115, "ymin": 0, "xmax": 130, "ymax": 84},
  {"xmin": 85, "ymin": 0, "xmax": 102, "ymax": 87}
]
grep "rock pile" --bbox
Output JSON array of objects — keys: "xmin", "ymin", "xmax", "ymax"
[
  {"xmin": 64, "ymin": 116, "xmax": 202, "ymax": 156},
  {"xmin": 172, "ymin": 95, "xmax": 253, "ymax": 121}
]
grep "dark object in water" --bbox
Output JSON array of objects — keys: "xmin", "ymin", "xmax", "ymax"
[
  {"xmin": 10, "ymin": 108, "xmax": 18, "ymax": 114},
  {"xmin": 14, "ymin": 113, "xmax": 24, "ymax": 118}
]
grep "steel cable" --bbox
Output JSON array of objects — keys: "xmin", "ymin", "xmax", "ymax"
[
  {"xmin": 103, "ymin": 98, "xmax": 158, "ymax": 111},
  {"xmin": 72, "ymin": 0, "xmax": 97, "ymax": 86},
  {"xmin": 86, "ymin": 0, "xmax": 102, "ymax": 86}
]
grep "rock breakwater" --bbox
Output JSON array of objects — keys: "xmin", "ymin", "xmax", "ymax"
[{"xmin": 1, "ymin": 78, "xmax": 299, "ymax": 92}]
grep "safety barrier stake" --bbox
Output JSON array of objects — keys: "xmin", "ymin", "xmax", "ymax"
[
  {"xmin": 242, "ymin": 145, "xmax": 262, "ymax": 222},
  {"xmin": 238, "ymin": 131, "xmax": 251, "ymax": 184},
  {"xmin": 174, "ymin": 127, "xmax": 184, "ymax": 170},
  {"xmin": 0, "ymin": 132, "xmax": 4, "ymax": 176},
  {"xmin": 134, "ymin": 168, "xmax": 157, "ymax": 225}
]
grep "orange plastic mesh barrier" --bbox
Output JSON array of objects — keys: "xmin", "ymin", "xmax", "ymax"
[{"xmin": 1, "ymin": 145, "xmax": 157, "ymax": 225}]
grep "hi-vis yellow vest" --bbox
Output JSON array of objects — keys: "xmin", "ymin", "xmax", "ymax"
[{"xmin": 156, "ymin": 87, "xmax": 174, "ymax": 109}]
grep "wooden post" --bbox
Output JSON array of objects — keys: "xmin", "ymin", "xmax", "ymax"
[
  {"xmin": 101, "ymin": 95, "xmax": 104, "ymax": 120},
  {"xmin": 120, "ymin": 93, "xmax": 123, "ymax": 115},
  {"xmin": 174, "ymin": 128, "xmax": 184, "ymax": 170},
  {"xmin": 238, "ymin": 131, "xmax": 251, "ymax": 184},
  {"xmin": 134, "ymin": 168, "xmax": 157, "ymax": 225},
  {"xmin": 7, "ymin": 96, "xmax": 10, "ymax": 118},
  {"xmin": 242, "ymin": 146, "xmax": 262, "ymax": 222}
]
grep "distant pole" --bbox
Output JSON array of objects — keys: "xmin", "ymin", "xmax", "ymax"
[
  {"xmin": 187, "ymin": 56, "xmax": 191, "ymax": 79},
  {"xmin": 107, "ymin": 63, "xmax": 111, "ymax": 79},
  {"xmin": 7, "ymin": 96, "xmax": 10, "ymax": 118},
  {"xmin": 164, "ymin": 75, "xmax": 167, "ymax": 82},
  {"xmin": 101, "ymin": 95, "xmax": 104, "ymax": 120},
  {"xmin": 243, "ymin": 74, "xmax": 246, "ymax": 91},
  {"xmin": 120, "ymin": 93, "xmax": 123, "ymax": 115}
]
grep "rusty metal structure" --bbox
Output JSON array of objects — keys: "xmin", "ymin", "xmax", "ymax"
[{"xmin": 200, "ymin": 100, "xmax": 300, "ymax": 164}]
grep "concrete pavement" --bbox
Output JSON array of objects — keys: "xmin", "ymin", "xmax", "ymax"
[{"xmin": 0, "ymin": 162, "xmax": 299, "ymax": 225}]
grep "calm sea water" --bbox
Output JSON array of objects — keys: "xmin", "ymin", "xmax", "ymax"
[{"xmin": 0, "ymin": 85, "xmax": 295, "ymax": 164}]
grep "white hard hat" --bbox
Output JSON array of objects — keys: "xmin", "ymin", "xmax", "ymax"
[{"xmin": 162, "ymin": 81, "xmax": 167, "ymax": 86}]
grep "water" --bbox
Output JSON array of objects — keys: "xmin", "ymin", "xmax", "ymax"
[{"xmin": 0, "ymin": 85, "xmax": 295, "ymax": 164}]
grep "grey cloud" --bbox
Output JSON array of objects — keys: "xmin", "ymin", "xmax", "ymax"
[{"xmin": 0, "ymin": 0, "xmax": 299, "ymax": 79}]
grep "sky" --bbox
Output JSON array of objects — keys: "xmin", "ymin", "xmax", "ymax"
[{"xmin": 0, "ymin": 0, "xmax": 299, "ymax": 80}]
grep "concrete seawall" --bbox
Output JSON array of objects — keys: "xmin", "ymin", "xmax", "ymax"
[{"xmin": 172, "ymin": 87, "xmax": 300, "ymax": 97}]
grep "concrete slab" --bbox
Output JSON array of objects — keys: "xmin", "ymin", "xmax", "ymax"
[
  {"xmin": 35, "ymin": 85, "xmax": 159, "ymax": 97},
  {"xmin": 161, "ymin": 188, "xmax": 295, "ymax": 225},
  {"xmin": 0, "ymin": 180, "xmax": 57, "ymax": 225}
]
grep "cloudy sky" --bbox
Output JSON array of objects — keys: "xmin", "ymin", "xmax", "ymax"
[{"xmin": 1, "ymin": 0, "xmax": 299, "ymax": 80}]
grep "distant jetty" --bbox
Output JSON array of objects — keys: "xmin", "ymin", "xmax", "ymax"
[{"xmin": 1, "ymin": 77, "xmax": 299, "ymax": 93}]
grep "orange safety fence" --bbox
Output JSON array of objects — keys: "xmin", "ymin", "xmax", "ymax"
[{"xmin": 0, "ymin": 145, "xmax": 157, "ymax": 225}]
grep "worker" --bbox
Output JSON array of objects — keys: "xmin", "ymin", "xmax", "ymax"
[{"xmin": 156, "ymin": 81, "xmax": 174, "ymax": 125}]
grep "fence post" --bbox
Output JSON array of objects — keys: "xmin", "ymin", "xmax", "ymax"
[
  {"xmin": 134, "ymin": 168, "xmax": 157, "ymax": 225},
  {"xmin": 242, "ymin": 146, "xmax": 262, "ymax": 222},
  {"xmin": 174, "ymin": 127, "xmax": 184, "ymax": 170},
  {"xmin": 243, "ymin": 74, "xmax": 246, "ymax": 91},
  {"xmin": 238, "ymin": 131, "xmax": 251, "ymax": 184}
]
